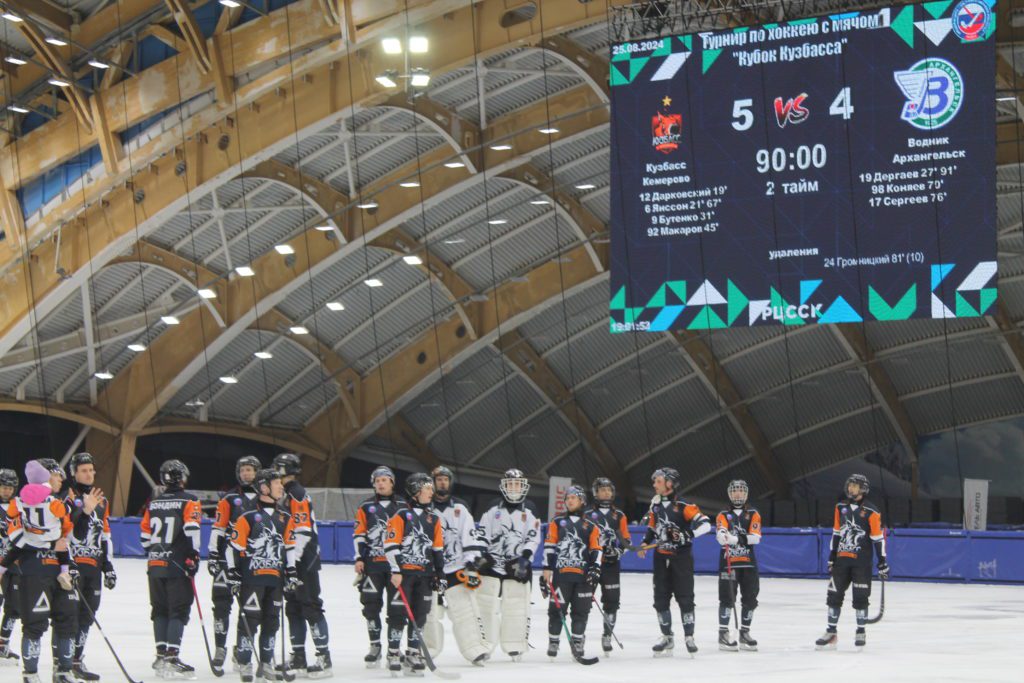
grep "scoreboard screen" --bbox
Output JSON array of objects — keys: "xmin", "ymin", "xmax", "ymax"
[{"xmin": 609, "ymin": 0, "xmax": 997, "ymax": 331}]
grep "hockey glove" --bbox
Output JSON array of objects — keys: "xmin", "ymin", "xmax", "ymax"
[
  {"xmin": 456, "ymin": 566, "xmax": 481, "ymax": 589},
  {"xmin": 512, "ymin": 554, "xmax": 532, "ymax": 583},
  {"xmin": 103, "ymin": 567, "xmax": 117, "ymax": 591},
  {"xmin": 585, "ymin": 565, "xmax": 601, "ymax": 589},
  {"xmin": 226, "ymin": 567, "xmax": 242, "ymax": 596},
  {"xmin": 539, "ymin": 576, "xmax": 550, "ymax": 599},
  {"xmin": 603, "ymin": 543, "xmax": 622, "ymax": 561},
  {"xmin": 207, "ymin": 550, "xmax": 224, "ymax": 577},
  {"xmin": 183, "ymin": 550, "xmax": 201, "ymax": 578},
  {"xmin": 877, "ymin": 560, "xmax": 890, "ymax": 580},
  {"xmin": 432, "ymin": 575, "xmax": 448, "ymax": 595},
  {"xmin": 285, "ymin": 567, "xmax": 302, "ymax": 594}
]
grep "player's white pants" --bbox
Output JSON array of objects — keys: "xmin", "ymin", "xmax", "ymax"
[
  {"xmin": 423, "ymin": 584, "xmax": 490, "ymax": 662},
  {"xmin": 476, "ymin": 577, "xmax": 531, "ymax": 656}
]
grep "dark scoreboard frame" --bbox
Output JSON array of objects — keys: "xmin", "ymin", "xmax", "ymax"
[{"xmin": 608, "ymin": 0, "xmax": 997, "ymax": 332}]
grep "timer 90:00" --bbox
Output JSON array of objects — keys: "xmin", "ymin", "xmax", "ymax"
[{"xmin": 756, "ymin": 144, "xmax": 827, "ymax": 173}]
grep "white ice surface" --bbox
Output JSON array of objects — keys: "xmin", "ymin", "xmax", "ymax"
[{"xmin": 4, "ymin": 559, "xmax": 1022, "ymax": 682}]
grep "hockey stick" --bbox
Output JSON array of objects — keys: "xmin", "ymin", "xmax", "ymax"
[
  {"xmin": 725, "ymin": 547, "xmax": 739, "ymax": 631},
  {"xmin": 866, "ymin": 577, "xmax": 885, "ymax": 624},
  {"xmin": 278, "ymin": 595, "xmax": 296, "ymax": 682},
  {"xmin": 590, "ymin": 596, "xmax": 623, "ymax": 649},
  {"xmin": 75, "ymin": 584, "xmax": 143, "ymax": 683},
  {"xmin": 188, "ymin": 576, "xmax": 223, "ymax": 677},
  {"xmin": 396, "ymin": 583, "xmax": 461, "ymax": 680},
  {"xmin": 548, "ymin": 583, "xmax": 599, "ymax": 665}
]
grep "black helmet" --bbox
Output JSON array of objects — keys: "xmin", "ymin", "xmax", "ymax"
[
  {"xmin": 499, "ymin": 468, "xmax": 529, "ymax": 503},
  {"xmin": 727, "ymin": 479, "xmax": 749, "ymax": 507},
  {"xmin": 0, "ymin": 468, "xmax": 18, "ymax": 488},
  {"xmin": 69, "ymin": 452, "xmax": 95, "ymax": 478},
  {"xmin": 651, "ymin": 467, "xmax": 681, "ymax": 491},
  {"xmin": 236, "ymin": 455, "xmax": 261, "ymax": 486},
  {"xmin": 591, "ymin": 477, "xmax": 615, "ymax": 499},
  {"xmin": 564, "ymin": 485, "xmax": 587, "ymax": 508},
  {"xmin": 405, "ymin": 472, "xmax": 434, "ymax": 499},
  {"xmin": 432, "ymin": 465, "xmax": 454, "ymax": 499},
  {"xmin": 38, "ymin": 458, "xmax": 63, "ymax": 476},
  {"xmin": 845, "ymin": 473, "xmax": 870, "ymax": 497},
  {"xmin": 370, "ymin": 465, "xmax": 396, "ymax": 485},
  {"xmin": 160, "ymin": 460, "xmax": 190, "ymax": 488},
  {"xmin": 253, "ymin": 468, "xmax": 281, "ymax": 495},
  {"xmin": 273, "ymin": 453, "xmax": 301, "ymax": 477}
]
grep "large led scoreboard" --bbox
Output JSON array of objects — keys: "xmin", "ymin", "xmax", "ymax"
[{"xmin": 609, "ymin": 1, "xmax": 997, "ymax": 331}]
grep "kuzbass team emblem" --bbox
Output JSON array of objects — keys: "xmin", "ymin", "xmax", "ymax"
[{"xmin": 894, "ymin": 58, "xmax": 963, "ymax": 131}]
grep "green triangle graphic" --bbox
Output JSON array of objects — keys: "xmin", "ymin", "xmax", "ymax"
[
  {"xmin": 763, "ymin": 23, "xmax": 778, "ymax": 30},
  {"xmin": 687, "ymin": 306, "xmax": 727, "ymax": 330},
  {"xmin": 727, "ymin": 280, "xmax": 748, "ymax": 326},
  {"xmin": 629, "ymin": 57, "xmax": 649, "ymax": 81},
  {"xmin": 647, "ymin": 284, "xmax": 667, "ymax": 309},
  {"xmin": 610, "ymin": 64, "xmax": 630, "ymax": 87},
  {"xmin": 702, "ymin": 49, "xmax": 722, "ymax": 74},
  {"xmin": 680, "ymin": 35, "xmax": 692, "ymax": 51},
  {"xmin": 979, "ymin": 287, "xmax": 997, "ymax": 315},
  {"xmin": 955, "ymin": 292, "xmax": 979, "ymax": 318},
  {"xmin": 868, "ymin": 285, "xmax": 916, "ymax": 321},
  {"xmin": 788, "ymin": 18, "xmax": 818, "ymax": 25},
  {"xmin": 770, "ymin": 287, "xmax": 804, "ymax": 326},
  {"xmin": 890, "ymin": 5, "xmax": 915, "ymax": 47},
  {"xmin": 624, "ymin": 307, "xmax": 645, "ymax": 324},
  {"xmin": 610, "ymin": 286, "xmax": 626, "ymax": 310},
  {"xmin": 651, "ymin": 38, "xmax": 672, "ymax": 57},
  {"xmin": 666, "ymin": 280, "xmax": 687, "ymax": 304},
  {"xmin": 923, "ymin": 0, "xmax": 953, "ymax": 19},
  {"xmin": 734, "ymin": 26, "xmax": 749, "ymax": 33}
]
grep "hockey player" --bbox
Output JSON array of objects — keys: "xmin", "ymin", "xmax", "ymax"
[
  {"xmin": 207, "ymin": 455, "xmax": 261, "ymax": 673},
  {"xmin": 476, "ymin": 469, "xmax": 543, "ymax": 661},
  {"xmin": 638, "ymin": 467, "xmax": 711, "ymax": 657},
  {"xmin": 273, "ymin": 453, "xmax": 331, "ymax": 678},
  {"xmin": 383, "ymin": 473, "xmax": 444, "ymax": 676},
  {"xmin": 586, "ymin": 477, "xmax": 630, "ymax": 655},
  {"xmin": 225, "ymin": 468, "xmax": 297, "ymax": 683},
  {"xmin": 422, "ymin": 465, "xmax": 489, "ymax": 665},
  {"xmin": 64, "ymin": 452, "xmax": 117, "ymax": 681},
  {"xmin": 3, "ymin": 459, "xmax": 77, "ymax": 683},
  {"xmin": 141, "ymin": 459, "xmax": 203, "ymax": 679},
  {"xmin": 542, "ymin": 485, "xmax": 601, "ymax": 661},
  {"xmin": 352, "ymin": 466, "xmax": 405, "ymax": 668},
  {"xmin": 0, "ymin": 467, "xmax": 20, "ymax": 663},
  {"xmin": 715, "ymin": 479, "xmax": 761, "ymax": 652},
  {"xmin": 816, "ymin": 473, "xmax": 889, "ymax": 651}
]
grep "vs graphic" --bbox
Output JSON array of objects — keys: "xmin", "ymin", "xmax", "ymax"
[{"xmin": 774, "ymin": 93, "xmax": 809, "ymax": 128}]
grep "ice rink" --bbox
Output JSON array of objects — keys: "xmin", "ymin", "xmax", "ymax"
[{"xmin": 3, "ymin": 560, "xmax": 1021, "ymax": 682}]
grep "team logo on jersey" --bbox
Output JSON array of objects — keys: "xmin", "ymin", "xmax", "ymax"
[
  {"xmin": 559, "ymin": 520, "xmax": 567, "ymax": 526},
  {"xmin": 368, "ymin": 505, "xmax": 376, "ymax": 513},
  {"xmin": 592, "ymin": 513, "xmax": 599, "ymax": 520},
  {"xmin": 894, "ymin": 58, "xmax": 963, "ymax": 130},
  {"xmin": 33, "ymin": 592, "xmax": 51, "ymax": 613},
  {"xmin": 651, "ymin": 100, "xmax": 682, "ymax": 154},
  {"xmin": 233, "ymin": 497, "xmax": 242, "ymax": 506},
  {"xmin": 773, "ymin": 93, "xmax": 809, "ymax": 128},
  {"xmin": 951, "ymin": 0, "xmax": 991, "ymax": 42}
]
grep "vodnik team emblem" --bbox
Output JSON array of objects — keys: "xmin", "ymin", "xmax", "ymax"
[
  {"xmin": 894, "ymin": 58, "xmax": 964, "ymax": 130},
  {"xmin": 951, "ymin": 0, "xmax": 991, "ymax": 42}
]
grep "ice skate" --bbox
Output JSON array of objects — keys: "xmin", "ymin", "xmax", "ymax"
[
  {"xmin": 403, "ymin": 650, "xmax": 424, "ymax": 677},
  {"xmin": 386, "ymin": 649, "xmax": 402, "ymax": 678},
  {"xmin": 305, "ymin": 652, "xmax": 331, "ymax": 679},
  {"xmin": 257, "ymin": 662, "xmax": 283, "ymax": 682},
  {"xmin": 72, "ymin": 659, "xmax": 100, "ymax": 681},
  {"xmin": 601, "ymin": 634, "xmax": 613, "ymax": 655},
  {"xmin": 684, "ymin": 636, "xmax": 698, "ymax": 657},
  {"xmin": 238, "ymin": 662, "xmax": 254, "ymax": 683},
  {"xmin": 815, "ymin": 630, "xmax": 838, "ymax": 651},
  {"xmin": 739, "ymin": 630, "xmax": 758, "ymax": 652},
  {"xmin": 547, "ymin": 638, "xmax": 559, "ymax": 660},
  {"xmin": 718, "ymin": 629, "xmax": 738, "ymax": 652},
  {"xmin": 855, "ymin": 629, "xmax": 866, "ymax": 650},
  {"xmin": 161, "ymin": 655, "xmax": 197, "ymax": 680},
  {"xmin": 363, "ymin": 643, "xmax": 382, "ymax": 669},
  {"xmin": 211, "ymin": 647, "xmax": 226, "ymax": 676},
  {"xmin": 52, "ymin": 668, "xmax": 75, "ymax": 683},
  {"xmin": 652, "ymin": 635, "xmax": 674, "ymax": 657}
]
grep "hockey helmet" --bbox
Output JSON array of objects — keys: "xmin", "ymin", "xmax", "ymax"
[
  {"xmin": 500, "ymin": 468, "xmax": 529, "ymax": 504},
  {"xmin": 727, "ymin": 479, "xmax": 749, "ymax": 507}
]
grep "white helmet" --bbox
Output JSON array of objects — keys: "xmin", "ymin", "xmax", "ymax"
[{"xmin": 500, "ymin": 468, "xmax": 529, "ymax": 503}]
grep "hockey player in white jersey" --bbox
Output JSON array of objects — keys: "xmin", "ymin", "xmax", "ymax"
[
  {"xmin": 422, "ymin": 466, "xmax": 489, "ymax": 665},
  {"xmin": 475, "ymin": 469, "xmax": 542, "ymax": 661}
]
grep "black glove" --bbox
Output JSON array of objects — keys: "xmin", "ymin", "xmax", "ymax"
[
  {"xmin": 67, "ymin": 566, "xmax": 81, "ymax": 590},
  {"xmin": 877, "ymin": 560, "xmax": 890, "ymax": 579},
  {"xmin": 585, "ymin": 565, "xmax": 601, "ymax": 588},
  {"xmin": 432, "ymin": 575, "xmax": 448, "ymax": 594},
  {"xmin": 183, "ymin": 550, "xmax": 200, "ymax": 578},
  {"xmin": 512, "ymin": 554, "xmax": 531, "ymax": 582},
  {"xmin": 539, "ymin": 576, "xmax": 550, "ymax": 599},
  {"xmin": 226, "ymin": 567, "xmax": 242, "ymax": 596},
  {"xmin": 207, "ymin": 550, "xmax": 224, "ymax": 577},
  {"xmin": 286, "ymin": 565, "xmax": 301, "ymax": 593},
  {"xmin": 603, "ymin": 543, "xmax": 622, "ymax": 561},
  {"xmin": 103, "ymin": 567, "xmax": 117, "ymax": 591}
]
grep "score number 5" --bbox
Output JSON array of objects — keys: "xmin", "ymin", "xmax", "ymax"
[{"xmin": 731, "ymin": 88, "xmax": 855, "ymax": 131}]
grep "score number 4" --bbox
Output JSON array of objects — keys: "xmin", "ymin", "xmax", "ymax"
[{"xmin": 731, "ymin": 87, "xmax": 855, "ymax": 131}]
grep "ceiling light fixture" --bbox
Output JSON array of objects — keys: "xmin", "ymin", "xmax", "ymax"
[
  {"xmin": 8, "ymin": 104, "xmax": 28, "ymax": 114},
  {"xmin": 127, "ymin": 343, "xmax": 147, "ymax": 352},
  {"xmin": 314, "ymin": 224, "xmax": 333, "ymax": 231},
  {"xmin": 45, "ymin": 37, "xmax": 68, "ymax": 47},
  {"xmin": 410, "ymin": 68, "xmax": 430, "ymax": 87},
  {"xmin": 48, "ymin": 77, "xmax": 71, "ymax": 88},
  {"xmin": 997, "ymin": 96, "xmax": 1017, "ymax": 102},
  {"xmin": 254, "ymin": 351, "xmax": 273, "ymax": 359},
  {"xmin": 94, "ymin": 371, "xmax": 114, "ymax": 380},
  {"xmin": 538, "ymin": 127, "xmax": 559, "ymax": 134},
  {"xmin": 357, "ymin": 200, "xmax": 379, "ymax": 209},
  {"xmin": 88, "ymin": 59, "xmax": 109, "ymax": 69},
  {"xmin": 326, "ymin": 301, "xmax": 345, "ymax": 311},
  {"xmin": 274, "ymin": 244, "xmax": 295, "ymax": 255},
  {"xmin": 235, "ymin": 265, "xmax": 255, "ymax": 276},
  {"xmin": 444, "ymin": 161, "xmax": 465, "ymax": 168},
  {"xmin": 197, "ymin": 288, "xmax": 217, "ymax": 299},
  {"xmin": 443, "ymin": 238, "xmax": 465, "ymax": 244},
  {"xmin": 161, "ymin": 315, "xmax": 180, "ymax": 325},
  {"xmin": 575, "ymin": 183, "xmax": 596, "ymax": 190},
  {"xmin": 487, "ymin": 218, "xmax": 507, "ymax": 225},
  {"xmin": 375, "ymin": 72, "xmax": 398, "ymax": 88},
  {"xmin": 490, "ymin": 144, "xmax": 512, "ymax": 151},
  {"xmin": 290, "ymin": 326, "xmax": 309, "ymax": 335},
  {"xmin": 219, "ymin": 0, "xmax": 242, "ymax": 7},
  {"xmin": 219, "ymin": 376, "xmax": 239, "ymax": 384},
  {"xmin": 403, "ymin": 255, "xmax": 423, "ymax": 265},
  {"xmin": 408, "ymin": 36, "xmax": 429, "ymax": 53},
  {"xmin": 5, "ymin": 56, "xmax": 27, "ymax": 65},
  {"xmin": 530, "ymin": 199, "xmax": 551, "ymax": 205},
  {"xmin": 399, "ymin": 181, "xmax": 420, "ymax": 188},
  {"xmin": 364, "ymin": 278, "xmax": 383, "ymax": 287},
  {"xmin": 1, "ymin": 13, "xmax": 23, "ymax": 23},
  {"xmin": 382, "ymin": 37, "xmax": 403, "ymax": 54}
]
